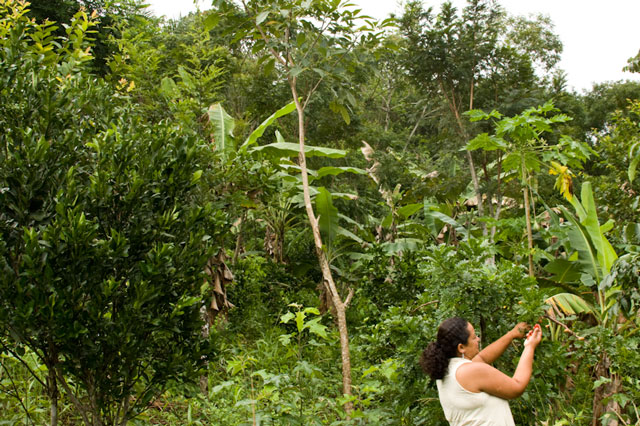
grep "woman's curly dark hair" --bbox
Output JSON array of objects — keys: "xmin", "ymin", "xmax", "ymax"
[{"xmin": 419, "ymin": 317, "xmax": 470, "ymax": 380}]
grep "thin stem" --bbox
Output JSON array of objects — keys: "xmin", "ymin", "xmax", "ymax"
[{"xmin": 0, "ymin": 358, "xmax": 35, "ymax": 425}]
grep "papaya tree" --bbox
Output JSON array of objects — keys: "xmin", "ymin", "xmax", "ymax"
[{"xmin": 465, "ymin": 102, "xmax": 593, "ymax": 275}]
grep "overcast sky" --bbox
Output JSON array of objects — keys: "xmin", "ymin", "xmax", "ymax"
[{"xmin": 146, "ymin": 0, "xmax": 640, "ymax": 92}]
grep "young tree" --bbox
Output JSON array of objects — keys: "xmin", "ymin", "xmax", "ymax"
[
  {"xmin": 210, "ymin": 0, "xmax": 385, "ymax": 413},
  {"xmin": 465, "ymin": 102, "xmax": 593, "ymax": 275}
]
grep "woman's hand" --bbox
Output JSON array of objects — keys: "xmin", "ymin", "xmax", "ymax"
[
  {"xmin": 524, "ymin": 324, "xmax": 542, "ymax": 348},
  {"xmin": 510, "ymin": 322, "xmax": 530, "ymax": 339}
]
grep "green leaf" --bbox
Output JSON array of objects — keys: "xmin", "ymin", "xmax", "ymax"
[
  {"xmin": 263, "ymin": 57, "xmax": 275, "ymax": 75},
  {"xmin": 241, "ymin": 101, "xmax": 297, "ymax": 149},
  {"xmin": 191, "ymin": 170, "xmax": 203, "ymax": 184},
  {"xmin": 306, "ymin": 317, "xmax": 328, "ymax": 339},
  {"xmin": 381, "ymin": 238, "xmax": 423, "ymax": 254},
  {"xmin": 576, "ymin": 183, "xmax": 618, "ymax": 275},
  {"xmin": 204, "ymin": 13, "xmax": 220, "ymax": 31},
  {"xmin": 336, "ymin": 226, "xmax": 363, "ymax": 244},
  {"xmin": 303, "ymin": 307, "xmax": 320, "ymax": 315},
  {"xmin": 546, "ymin": 293, "xmax": 594, "ymax": 315},
  {"xmin": 295, "ymin": 311, "xmax": 306, "ymax": 333},
  {"xmin": 424, "ymin": 210, "xmax": 469, "ymax": 238},
  {"xmin": 280, "ymin": 311, "xmax": 295, "ymax": 324},
  {"xmin": 207, "ymin": 103, "xmax": 235, "ymax": 160},
  {"xmin": 250, "ymin": 142, "xmax": 347, "ymax": 158},
  {"xmin": 381, "ymin": 213, "xmax": 393, "ymax": 228},
  {"xmin": 256, "ymin": 11, "xmax": 269, "ymax": 25},
  {"xmin": 466, "ymin": 133, "xmax": 507, "ymax": 151},
  {"xmin": 629, "ymin": 140, "xmax": 640, "ymax": 181},
  {"xmin": 177, "ymin": 66, "xmax": 195, "ymax": 90},
  {"xmin": 464, "ymin": 109, "xmax": 502, "ymax": 122},
  {"xmin": 396, "ymin": 203, "xmax": 423, "ymax": 220},
  {"xmin": 315, "ymin": 166, "xmax": 367, "ymax": 179},
  {"xmin": 561, "ymin": 206, "xmax": 601, "ymax": 284},
  {"xmin": 289, "ymin": 66, "xmax": 304, "ymax": 77},
  {"xmin": 159, "ymin": 77, "xmax": 177, "ymax": 98},
  {"xmin": 316, "ymin": 187, "xmax": 339, "ymax": 249},
  {"xmin": 544, "ymin": 259, "xmax": 582, "ymax": 283}
]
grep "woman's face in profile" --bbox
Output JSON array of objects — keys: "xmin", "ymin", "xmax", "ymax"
[{"xmin": 461, "ymin": 322, "xmax": 481, "ymax": 359}]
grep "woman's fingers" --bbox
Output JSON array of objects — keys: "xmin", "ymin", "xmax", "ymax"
[
  {"xmin": 525, "ymin": 324, "xmax": 542, "ymax": 346},
  {"xmin": 513, "ymin": 322, "xmax": 531, "ymax": 338}
]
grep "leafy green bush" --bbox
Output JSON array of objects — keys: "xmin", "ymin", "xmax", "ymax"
[{"xmin": 0, "ymin": 2, "xmax": 228, "ymax": 424}]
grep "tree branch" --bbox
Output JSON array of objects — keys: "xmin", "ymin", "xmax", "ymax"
[{"xmin": 543, "ymin": 315, "xmax": 585, "ymax": 340}]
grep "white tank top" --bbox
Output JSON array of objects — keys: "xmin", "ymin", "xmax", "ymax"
[{"xmin": 436, "ymin": 357, "xmax": 515, "ymax": 426}]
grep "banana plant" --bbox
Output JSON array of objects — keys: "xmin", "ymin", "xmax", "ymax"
[
  {"xmin": 544, "ymin": 182, "xmax": 618, "ymax": 306},
  {"xmin": 543, "ymin": 182, "xmax": 639, "ymax": 425}
]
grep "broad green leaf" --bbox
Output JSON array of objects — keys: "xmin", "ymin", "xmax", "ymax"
[
  {"xmin": 177, "ymin": 66, "xmax": 194, "ymax": 90},
  {"xmin": 241, "ymin": 101, "xmax": 297, "ymax": 149},
  {"xmin": 544, "ymin": 258, "xmax": 582, "ymax": 283},
  {"xmin": 381, "ymin": 213, "xmax": 393, "ymax": 228},
  {"xmin": 315, "ymin": 166, "xmax": 367, "ymax": 179},
  {"xmin": 295, "ymin": 311, "xmax": 305, "ymax": 333},
  {"xmin": 424, "ymin": 210, "xmax": 469, "ymax": 238},
  {"xmin": 464, "ymin": 109, "xmax": 502, "ymax": 122},
  {"xmin": 306, "ymin": 317, "xmax": 328, "ymax": 339},
  {"xmin": 289, "ymin": 66, "xmax": 304, "ymax": 77},
  {"xmin": 336, "ymin": 226, "xmax": 363, "ymax": 244},
  {"xmin": 280, "ymin": 311, "xmax": 295, "ymax": 324},
  {"xmin": 397, "ymin": 203, "xmax": 423, "ymax": 220},
  {"xmin": 577, "ymin": 183, "xmax": 618, "ymax": 275},
  {"xmin": 256, "ymin": 11, "xmax": 269, "ymax": 25},
  {"xmin": 303, "ymin": 307, "xmax": 320, "ymax": 315},
  {"xmin": 561, "ymin": 207, "xmax": 601, "ymax": 284},
  {"xmin": 546, "ymin": 293, "xmax": 594, "ymax": 315},
  {"xmin": 204, "ymin": 13, "xmax": 220, "ymax": 31},
  {"xmin": 207, "ymin": 103, "xmax": 235, "ymax": 159},
  {"xmin": 316, "ymin": 187, "xmax": 339, "ymax": 249},
  {"xmin": 600, "ymin": 219, "xmax": 614, "ymax": 234},
  {"xmin": 466, "ymin": 133, "xmax": 507, "ymax": 151},
  {"xmin": 250, "ymin": 142, "xmax": 346, "ymax": 158},
  {"xmin": 264, "ymin": 57, "xmax": 275, "ymax": 76},
  {"xmin": 629, "ymin": 141, "xmax": 640, "ymax": 181}
]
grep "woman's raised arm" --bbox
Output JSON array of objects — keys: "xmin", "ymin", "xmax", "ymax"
[
  {"xmin": 460, "ymin": 325, "xmax": 542, "ymax": 400},
  {"xmin": 472, "ymin": 322, "xmax": 529, "ymax": 364}
]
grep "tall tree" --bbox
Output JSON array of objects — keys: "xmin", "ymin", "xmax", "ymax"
[
  {"xmin": 399, "ymin": 0, "xmax": 562, "ymax": 233},
  {"xmin": 211, "ymin": 0, "xmax": 384, "ymax": 414}
]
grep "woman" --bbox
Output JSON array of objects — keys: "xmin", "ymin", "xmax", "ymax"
[{"xmin": 420, "ymin": 317, "xmax": 542, "ymax": 425}]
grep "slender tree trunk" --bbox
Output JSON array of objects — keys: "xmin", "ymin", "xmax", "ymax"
[
  {"xmin": 47, "ymin": 340, "xmax": 58, "ymax": 426},
  {"xmin": 442, "ymin": 79, "xmax": 486, "ymax": 235},
  {"xmin": 289, "ymin": 78, "xmax": 353, "ymax": 414},
  {"xmin": 522, "ymin": 172, "xmax": 534, "ymax": 277},
  {"xmin": 48, "ymin": 367, "xmax": 58, "ymax": 426}
]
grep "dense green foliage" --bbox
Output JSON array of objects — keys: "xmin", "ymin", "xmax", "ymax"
[{"xmin": 1, "ymin": 0, "xmax": 639, "ymax": 425}]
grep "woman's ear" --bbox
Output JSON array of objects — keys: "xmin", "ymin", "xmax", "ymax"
[{"xmin": 457, "ymin": 342, "xmax": 465, "ymax": 356}]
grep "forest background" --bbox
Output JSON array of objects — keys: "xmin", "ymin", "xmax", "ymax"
[{"xmin": 1, "ymin": 0, "xmax": 639, "ymax": 425}]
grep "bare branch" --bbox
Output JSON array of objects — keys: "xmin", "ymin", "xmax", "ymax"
[
  {"xmin": 55, "ymin": 366, "xmax": 92, "ymax": 426},
  {"xmin": 410, "ymin": 300, "xmax": 439, "ymax": 314},
  {"xmin": 344, "ymin": 288, "xmax": 355, "ymax": 307},
  {"xmin": 543, "ymin": 314, "xmax": 585, "ymax": 340}
]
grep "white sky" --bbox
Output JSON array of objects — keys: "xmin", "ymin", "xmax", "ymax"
[{"xmin": 146, "ymin": 0, "xmax": 640, "ymax": 92}]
